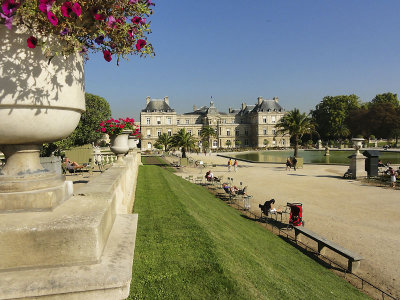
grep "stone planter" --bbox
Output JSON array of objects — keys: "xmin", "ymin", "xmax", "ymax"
[
  {"xmin": 110, "ymin": 130, "xmax": 132, "ymax": 161},
  {"xmin": 352, "ymin": 138, "xmax": 365, "ymax": 154},
  {"xmin": 0, "ymin": 26, "xmax": 85, "ymax": 212},
  {"xmin": 128, "ymin": 136, "xmax": 139, "ymax": 153}
]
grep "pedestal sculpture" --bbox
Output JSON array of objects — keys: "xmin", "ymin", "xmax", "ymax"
[{"xmin": 349, "ymin": 138, "xmax": 367, "ymax": 179}]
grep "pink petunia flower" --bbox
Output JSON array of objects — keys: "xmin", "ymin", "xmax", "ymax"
[
  {"xmin": 94, "ymin": 13, "xmax": 105, "ymax": 20},
  {"xmin": 128, "ymin": 0, "xmax": 138, "ymax": 4},
  {"xmin": 47, "ymin": 11, "xmax": 58, "ymax": 26},
  {"xmin": 135, "ymin": 39, "xmax": 146, "ymax": 51},
  {"xmin": 38, "ymin": 0, "xmax": 54, "ymax": 13},
  {"xmin": 132, "ymin": 16, "xmax": 141, "ymax": 24},
  {"xmin": 140, "ymin": 18, "xmax": 146, "ymax": 25},
  {"xmin": 72, "ymin": 2, "xmax": 81, "ymax": 17},
  {"xmin": 60, "ymin": 2, "xmax": 73, "ymax": 17},
  {"xmin": 107, "ymin": 16, "xmax": 117, "ymax": 28},
  {"xmin": 101, "ymin": 128, "xmax": 106, "ymax": 133},
  {"xmin": 103, "ymin": 50, "xmax": 112, "ymax": 62},
  {"xmin": 0, "ymin": 13, "xmax": 13, "ymax": 29},
  {"xmin": 27, "ymin": 36, "xmax": 38, "ymax": 48},
  {"xmin": 2, "ymin": 0, "xmax": 20, "ymax": 16}
]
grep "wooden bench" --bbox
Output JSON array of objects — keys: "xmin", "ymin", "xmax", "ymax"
[{"xmin": 294, "ymin": 226, "xmax": 363, "ymax": 272}]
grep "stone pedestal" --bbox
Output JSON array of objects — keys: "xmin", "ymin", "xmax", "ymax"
[{"xmin": 349, "ymin": 152, "xmax": 367, "ymax": 179}]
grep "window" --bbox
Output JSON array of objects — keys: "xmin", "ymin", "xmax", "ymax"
[
  {"xmin": 235, "ymin": 130, "xmax": 239, "ymax": 136},
  {"xmin": 198, "ymin": 130, "xmax": 201, "ymax": 136},
  {"xmin": 146, "ymin": 129, "xmax": 151, "ymax": 137},
  {"xmin": 147, "ymin": 142, "xmax": 152, "ymax": 149},
  {"xmin": 146, "ymin": 118, "xmax": 150, "ymax": 125},
  {"xmin": 263, "ymin": 129, "xmax": 267, "ymax": 135},
  {"xmin": 245, "ymin": 129, "xmax": 248, "ymax": 135},
  {"xmin": 282, "ymin": 139, "xmax": 285, "ymax": 145},
  {"xmin": 263, "ymin": 117, "xmax": 267, "ymax": 123},
  {"xmin": 213, "ymin": 140, "xmax": 218, "ymax": 148},
  {"xmin": 272, "ymin": 129, "xmax": 276, "ymax": 135},
  {"xmin": 156, "ymin": 117, "xmax": 161, "ymax": 125},
  {"xmin": 188, "ymin": 130, "xmax": 192, "ymax": 135},
  {"xmin": 227, "ymin": 129, "xmax": 230, "ymax": 136},
  {"xmin": 185, "ymin": 119, "xmax": 189, "ymax": 124},
  {"xmin": 245, "ymin": 139, "xmax": 249, "ymax": 146},
  {"xmin": 271, "ymin": 116, "xmax": 276, "ymax": 123},
  {"xmin": 168, "ymin": 129, "xmax": 172, "ymax": 137},
  {"xmin": 272, "ymin": 140, "xmax": 276, "ymax": 145},
  {"xmin": 167, "ymin": 117, "xmax": 172, "ymax": 125},
  {"xmin": 157, "ymin": 130, "xmax": 161, "ymax": 137},
  {"xmin": 177, "ymin": 119, "xmax": 180, "ymax": 125}
]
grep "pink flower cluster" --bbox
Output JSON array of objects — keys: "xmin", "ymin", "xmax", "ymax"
[
  {"xmin": 0, "ymin": 0, "xmax": 154, "ymax": 63},
  {"xmin": 98, "ymin": 117, "xmax": 137, "ymax": 136}
]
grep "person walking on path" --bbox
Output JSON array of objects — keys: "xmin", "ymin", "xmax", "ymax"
[
  {"xmin": 228, "ymin": 158, "xmax": 232, "ymax": 172},
  {"xmin": 286, "ymin": 158, "xmax": 292, "ymax": 171},
  {"xmin": 234, "ymin": 160, "xmax": 238, "ymax": 172},
  {"xmin": 292, "ymin": 157, "xmax": 297, "ymax": 171},
  {"xmin": 389, "ymin": 167, "xmax": 396, "ymax": 188}
]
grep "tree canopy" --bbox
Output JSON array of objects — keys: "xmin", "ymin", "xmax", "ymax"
[
  {"xmin": 154, "ymin": 133, "xmax": 172, "ymax": 151},
  {"xmin": 171, "ymin": 129, "xmax": 197, "ymax": 158},
  {"xmin": 276, "ymin": 108, "xmax": 314, "ymax": 157},
  {"xmin": 200, "ymin": 126, "xmax": 217, "ymax": 151},
  {"xmin": 370, "ymin": 92, "xmax": 399, "ymax": 108},
  {"xmin": 311, "ymin": 95, "xmax": 360, "ymax": 140},
  {"xmin": 41, "ymin": 93, "xmax": 111, "ymax": 156}
]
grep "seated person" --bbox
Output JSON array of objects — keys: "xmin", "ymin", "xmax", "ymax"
[
  {"xmin": 259, "ymin": 198, "xmax": 280, "ymax": 215},
  {"xmin": 223, "ymin": 183, "xmax": 231, "ymax": 193},
  {"xmin": 64, "ymin": 157, "xmax": 84, "ymax": 172},
  {"xmin": 205, "ymin": 171, "xmax": 211, "ymax": 180},
  {"xmin": 237, "ymin": 186, "xmax": 247, "ymax": 195},
  {"xmin": 378, "ymin": 160, "xmax": 385, "ymax": 167}
]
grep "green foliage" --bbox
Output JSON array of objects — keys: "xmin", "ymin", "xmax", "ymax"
[
  {"xmin": 311, "ymin": 95, "xmax": 360, "ymax": 140},
  {"xmin": 171, "ymin": 129, "xmax": 197, "ymax": 158},
  {"xmin": 225, "ymin": 140, "xmax": 232, "ymax": 147},
  {"xmin": 276, "ymin": 108, "xmax": 314, "ymax": 157},
  {"xmin": 200, "ymin": 126, "xmax": 217, "ymax": 151},
  {"xmin": 154, "ymin": 133, "xmax": 172, "ymax": 151},
  {"xmin": 370, "ymin": 93, "xmax": 399, "ymax": 108},
  {"xmin": 263, "ymin": 139, "xmax": 269, "ymax": 146},
  {"xmin": 130, "ymin": 166, "xmax": 369, "ymax": 300},
  {"xmin": 41, "ymin": 93, "xmax": 111, "ymax": 157},
  {"xmin": 235, "ymin": 140, "xmax": 242, "ymax": 147}
]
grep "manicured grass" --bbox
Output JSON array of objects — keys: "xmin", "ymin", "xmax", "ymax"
[{"xmin": 129, "ymin": 165, "xmax": 369, "ymax": 300}]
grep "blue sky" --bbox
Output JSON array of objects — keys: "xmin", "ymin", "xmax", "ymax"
[{"xmin": 85, "ymin": 0, "xmax": 400, "ymax": 120}]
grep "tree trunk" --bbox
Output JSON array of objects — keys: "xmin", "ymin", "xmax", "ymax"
[
  {"xmin": 294, "ymin": 135, "xmax": 299, "ymax": 157},
  {"xmin": 181, "ymin": 147, "xmax": 186, "ymax": 158}
]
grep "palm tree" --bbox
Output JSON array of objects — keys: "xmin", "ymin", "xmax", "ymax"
[
  {"xmin": 171, "ymin": 129, "xmax": 197, "ymax": 158},
  {"xmin": 200, "ymin": 126, "xmax": 216, "ymax": 151},
  {"xmin": 154, "ymin": 133, "xmax": 172, "ymax": 151},
  {"xmin": 275, "ymin": 108, "xmax": 314, "ymax": 157}
]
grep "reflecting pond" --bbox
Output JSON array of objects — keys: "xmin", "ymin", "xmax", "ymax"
[{"xmin": 233, "ymin": 150, "xmax": 400, "ymax": 164}]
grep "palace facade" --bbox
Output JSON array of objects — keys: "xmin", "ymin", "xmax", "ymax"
[{"xmin": 140, "ymin": 96, "xmax": 289, "ymax": 150}]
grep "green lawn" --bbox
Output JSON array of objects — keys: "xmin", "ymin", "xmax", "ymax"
[{"xmin": 128, "ymin": 165, "xmax": 369, "ymax": 300}]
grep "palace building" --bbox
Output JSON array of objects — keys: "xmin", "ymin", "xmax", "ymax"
[{"xmin": 140, "ymin": 96, "xmax": 288, "ymax": 150}]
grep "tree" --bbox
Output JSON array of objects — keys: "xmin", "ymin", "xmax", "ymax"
[
  {"xmin": 154, "ymin": 133, "xmax": 172, "ymax": 151},
  {"xmin": 235, "ymin": 140, "xmax": 242, "ymax": 148},
  {"xmin": 370, "ymin": 92, "xmax": 399, "ymax": 108},
  {"xmin": 200, "ymin": 126, "xmax": 216, "ymax": 151},
  {"xmin": 41, "ymin": 93, "xmax": 111, "ymax": 156},
  {"xmin": 171, "ymin": 129, "xmax": 197, "ymax": 158},
  {"xmin": 276, "ymin": 108, "xmax": 314, "ymax": 157},
  {"xmin": 311, "ymin": 95, "xmax": 360, "ymax": 141},
  {"xmin": 263, "ymin": 139, "xmax": 269, "ymax": 148},
  {"xmin": 225, "ymin": 140, "xmax": 232, "ymax": 147}
]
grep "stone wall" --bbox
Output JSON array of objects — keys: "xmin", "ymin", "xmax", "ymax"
[{"xmin": 0, "ymin": 151, "xmax": 141, "ymax": 300}]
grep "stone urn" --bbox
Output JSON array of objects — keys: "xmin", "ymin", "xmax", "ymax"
[
  {"xmin": 128, "ymin": 136, "xmax": 139, "ymax": 153},
  {"xmin": 0, "ymin": 26, "xmax": 85, "ymax": 212},
  {"xmin": 110, "ymin": 130, "xmax": 132, "ymax": 161},
  {"xmin": 352, "ymin": 138, "xmax": 365, "ymax": 154}
]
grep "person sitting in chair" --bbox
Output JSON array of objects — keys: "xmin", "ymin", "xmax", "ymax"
[
  {"xmin": 259, "ymin": 199, "xmax": 280, "ymax": 215},
  {"xmin": 64, "ymin": 157, "xmax": 84, "ymax": 172}
]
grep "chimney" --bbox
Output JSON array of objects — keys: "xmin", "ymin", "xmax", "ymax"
[
  {"xmin": 164, "ymin": 96, "xmax": 169, "ymax": 105},
  {"xmin": 273, "ymin": 97, "xmax": 279, "ymax": 103},
  {"xmin": 146, "ymin": 96, "xmax": 151, "ymax": 105},
  {"xmin": 241, "ymin": 102, "xmax": 246, "ymax": 110},
  {"xmin": 193, "ymin": 105, "xmax": 197, "ymax": 111},
  {"xmin": 257, "ymin": 97, "xmax": 263, "ymax": 105}
]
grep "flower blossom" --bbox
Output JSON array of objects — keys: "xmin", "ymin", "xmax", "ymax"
[
  {"xmin": 2, "ymin": 0, "xmax": 20, "ymax": 16},
  {"xmin": 132, "ymin": 16, "xmax": 141, "ymax": 24},
  {"xmin": 103, "ymin": 49, "xmax": 112, "ymax": 62},
  {"xmin": 140, "ymin": 18, "xmax": 146, "ymax": 25},
  {"xmin": 60, "ymin": 2, "xmax": 73, "ymax": 17},
  {"xmin": 0, "ymin": 13, "xmax": 13, "ymax": 29},
  {"xmin": 47, "ymin": 11, "xmax": 58, "ymax": 26},
  {"xmin": 72, "ymin": 3, "xmax": 81, "ymax": 16},
  {"xmin": 38, "ymin": 0, "xmax": 54, "ymax": 13},
  {"xmin": 136, "ymin": 39, "xmax": 146, "ymax": 51},
  {"xmin": 60, "ymin": 27, "xmax": 69, "ymax": 36},
  {"xmin": 27, "ymin": 36, "xmax": 38, "ymax": 48},
  {"xmin": 107, "ymin": 16, "xmax": 117, "ymax": 28}
]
